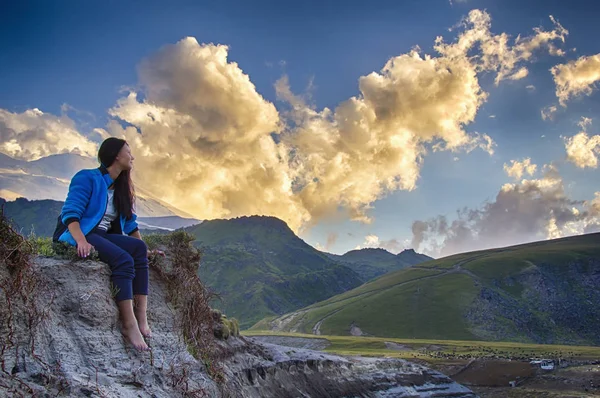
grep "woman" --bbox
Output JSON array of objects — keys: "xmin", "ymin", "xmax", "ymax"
[{"xmin": 53, "ymin": 137, "xmax": 160, "ymax": 351}]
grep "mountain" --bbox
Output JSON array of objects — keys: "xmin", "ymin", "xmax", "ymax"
[
  {"xmin": 0, "ymin": 197, "xmax": 64, "ymax": 237},
  {"xmin": 326, "ymin": 247, "xmax": 433, "ymax": 280},
  {"xmin": 137, "ymin": 215, "xmax": 201, "ymax": 231},
  {"xmin": 184, "ymin": 216, "xmax": 364, "ymax": 329},
  {"xmin": 251, "ymin": 232, "xmax": 600, "ymax": 345},
  {"xmin": 0, "ymin": 197, "xmax": 199, "ymax": 236},
  {"xmin": 0, "ymin": 152, "xmax": 192, "ymax": 217}
]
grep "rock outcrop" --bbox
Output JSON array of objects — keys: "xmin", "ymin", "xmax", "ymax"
[{"xmin": 0, "ymin": 256, "xmax": 475, "ymax": 397}]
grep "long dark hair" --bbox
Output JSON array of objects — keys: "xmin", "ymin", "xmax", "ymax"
[{"xmin": 98, "ymin": 138, "xmax": 136, "ymax": 220}]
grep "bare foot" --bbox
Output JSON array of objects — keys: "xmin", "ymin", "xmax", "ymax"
[
  {"xmin": 122, "ymin": 322, "xmax": 149, "ymax": 351},
  {"xmin": 134, "ymin": 310, "xmax": 152, "ymax": 338}
]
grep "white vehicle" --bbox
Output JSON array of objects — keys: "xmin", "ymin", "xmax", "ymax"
[{"xmin": 530, "ymin": 359, "xmax": 555, "ymax": 370}]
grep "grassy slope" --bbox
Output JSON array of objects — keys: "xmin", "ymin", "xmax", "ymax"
[
  {"xmin": 251, "ymin": 233, "xmax": 600, "ymax": 343},
  {"xmin": 243, "ymin": 331, "xmax": 600, "ymax": 362}
]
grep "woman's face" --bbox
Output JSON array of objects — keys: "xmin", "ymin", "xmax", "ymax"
[{"xmin": 115, "ymin": 144, "xmax": 135, "ymax": 170}]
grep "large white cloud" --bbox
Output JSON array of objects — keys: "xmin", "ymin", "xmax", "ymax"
[
  {"xmin": 106, "ymin": 38, "xmax": 308, "ymax": 228},
  {"xmin": 0, "ymin": 108, "xmax": 98, "ymax": 161},
  {"xmin": 551, "ymin": 53, "xmax": 600, "ymax": 105},
  {"xmin": 411, "ymin": 164, "xmax": 600, "ymax": 257}
]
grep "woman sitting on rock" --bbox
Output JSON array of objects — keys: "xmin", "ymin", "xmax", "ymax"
[{"xmin": 53, "ymin": 137, "xmax": 161, "ymax": 351}]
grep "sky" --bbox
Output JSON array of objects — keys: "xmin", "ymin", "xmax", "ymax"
[{"xmin": 1, "ymin": 0, "xmax": 599, "ymax": 257}]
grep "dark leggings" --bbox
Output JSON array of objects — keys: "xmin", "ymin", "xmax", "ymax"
[{"xmin": 86, "ymin": 228, "xmax": 148, "ymax": 302}]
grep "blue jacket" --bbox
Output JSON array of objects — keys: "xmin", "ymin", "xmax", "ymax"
[{"xmin": 53, "ymin": 167, "xmax": 139, "ymax": 246}]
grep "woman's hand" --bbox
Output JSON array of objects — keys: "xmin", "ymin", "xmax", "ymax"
[{"xmin": 77, "ymin": 240, "xmax": 94, "ymax": 258}]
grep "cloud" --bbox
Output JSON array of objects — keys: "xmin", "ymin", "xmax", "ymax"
[
  {"xmin": 526, "ymin": 85, "xmax": 536, "ymax": 91},
  {"xmin": 0, "ymin": 108, "xmax": 98, "ymax": 161},
  {"xmin": 564, "ymin": 118, "xmax": 600, "ymax": 168},
  {"xmin": 508, "ymin": 67, "xmax": 529, "ymax": 80},
  {"xmin": 411, "ymin": 164, "xmax": 600, "ymax": 257},
  {"xmin": 578, "ymin": 116, "xmax": 592, "ymax": 129},
  {"xmin": 356, "ymin": 234, "xmax": 408, "ymax": 253},
  {"xmin": 503, "ymin": 158, "xmax": 537, "ymax": 179},
  {"xmin": 551, "ymin": 53, "xmax": 600, "ymax": 106},
  {"xmin": 325, "ymin": 232, "xmax": 338, "ymax": 250},
  {"xmin": 438, "ymin": 11, "xmax": 567, "ymax": 85},
  {"xmin": 106, "ymin": 38, "xmax": 308, "ymax": 228},
  {"xmin": 541, "ymin": 105, "xmax": 558, "ymax": 121}
]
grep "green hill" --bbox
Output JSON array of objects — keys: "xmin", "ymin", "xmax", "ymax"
[
  {"xmin": 327, "ymin": 248, "xmax": 433, "ymax": 280},
  {"xmin": 184, "ymin": 216, "xmax": 364, "ymax": 329},
  {"xmin": 251, "ymin": 233, "xmax": 600, "ymax": 345},
  {"xmin": 0, "ymin": 197, "xmax": 63, "ymax": 237},
  {"xmin": 0, "ymin": 197, "xmax": 200, "ymax": 236}
]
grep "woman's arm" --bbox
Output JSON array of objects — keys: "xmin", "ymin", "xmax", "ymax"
[
  {"xmin": 129, "ymin": 230, "xmax": 142, "ymax": 240},
  {"xmin": 67, "ymin": 221, "xmax": 94, "ymax": 257}
]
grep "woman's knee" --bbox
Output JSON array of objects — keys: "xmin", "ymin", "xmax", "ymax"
[
  {"xmin": 112, "ymin": 252, "xmax": 135, "ymax": 277},
  {"xmin": 131, "ymin": 238, "xmax": 148, "ymax": 258}
]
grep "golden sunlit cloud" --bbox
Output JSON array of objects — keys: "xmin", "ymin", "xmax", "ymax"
[
  {"xmin": 503, "ymin": 158, "xmax": 537, "ymax": 179},
  {"xmin": 564, "ymin": 118, "xmax": 600, "ymax": 168},
  {"xmin": 0, "ymin": 108, "xmax": 98, "ymax": 161},
  {"xmin": 551, "ymin": 53, "xmax": 600, "ymax": 105}
]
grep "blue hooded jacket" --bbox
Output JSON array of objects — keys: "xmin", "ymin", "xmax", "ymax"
[{"xmin": 53, "ymin": 167, "xmax": 139, "ymax": 246}]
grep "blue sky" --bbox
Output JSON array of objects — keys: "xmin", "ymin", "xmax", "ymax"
[{"xmin": 1, "ymin": 0, "xmax": 599, "ymax": 256}]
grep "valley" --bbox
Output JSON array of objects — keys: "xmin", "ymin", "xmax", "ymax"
[{"xmin": 245, "ymin": 331, "xmax": 600, "ymax": 397}]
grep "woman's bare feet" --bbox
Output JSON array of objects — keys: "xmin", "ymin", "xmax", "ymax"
[
  {"xmin": 122, "ymin": 321, "xmax": 149, "ymax": 351},
  {"xmin": 133, "ymin": 295, "xmax": 152, "ymax": 338},
  {"xmin": 118, "ymin": 299, "xmax": 149, "ymax": 351},
  {"xmin": 135, "ymin": 310, "xmax": 152, "ymax": 338}
]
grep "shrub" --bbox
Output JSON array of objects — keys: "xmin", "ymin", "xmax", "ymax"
[
  {"xmin": 230, "ymin": 318, "xmax": 240, "ymax": 337},
  {"xmin": 149, "ymin": 230, "xmax": 225, "ymax": 383},
  {"xmin": 28, "ymin": 235, "xmax": 55, "ymax": 257},
  {"xmin": 0, "ymin": 206, "xmax": 65, "ymax": 395}
]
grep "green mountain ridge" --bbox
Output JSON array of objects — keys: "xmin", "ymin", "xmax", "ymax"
[
  {"xmin": 184, "ymin": 216, "xmax": 432, "ymax": 329},
  {"xmin": 251, "ymin": 232, "xmax": 600, "ymax": 346},
  {"xmin": 0, "ymin": 197, "xmax": 64, "ymax": 237},
  {"xmin": 0, "ymin": 197, "xmax": 199, "ymax": 233},
  {"xmin": 184, "ymin": 216, "xmax": 365, "ymax": 328},
  {"xmin": 327, "ymin": 247, "xmax": 433, "ymax": 280}
]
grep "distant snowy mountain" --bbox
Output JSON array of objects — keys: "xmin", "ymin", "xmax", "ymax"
[
  {"xmin": 0, "ymin": 152, "xmax": 191, "ymax": 218},
  {"xmin": 137, "ymin": 216, "xmax": 201, "ymax": 231}
]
